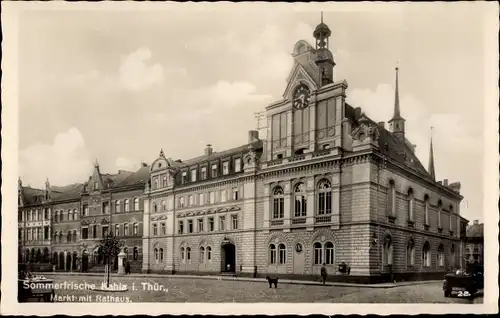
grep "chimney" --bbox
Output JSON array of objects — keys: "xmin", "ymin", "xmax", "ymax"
[
  {"xmin": 354, "ymin": 107, "xmax": 362, "ymax": 121},
  {"xmin": 473, "ymin": 220, "xmax": 479, "ymax": 225},
  {"xmin": 378, "ymin": 122, "xmax": 385, "ymax": 129},
  {"xmin": 248, "ymin": 130, "xmax": 260, "ymax": 144},
  {"xmin": 204, "ymin": 144, "xmax": 213, "ymax": 156},
  {"xmin": 448, "ymin": 182, "xmax": 461, "ymax": 193},
  {"xmin": 443, "ymin": 179, "xmax": 448, "ymax": 186},
  {"xmin": 141, "ymin": 162, "xmax": 148, "ymax": 167},
  {"xmin": 437, "ymin": 181, "xmax": 442, "ymax": 185}
]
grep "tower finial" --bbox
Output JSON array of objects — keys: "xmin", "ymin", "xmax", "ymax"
[
  {"xmin": 393, "ymin": 65, "xmax": 400, "ymax": 118},
  {"xmin": 428, "ymin": 126, "xmax": 436, "ymax": 180},
  {"xmin": 388, "ymin": 64, "xmax": 406, "ymax": 140},
  {"xmin": 94, "ymin": 158, "xmax": 99, "ymax": 168},
  {"xmin": 321, "ymin": 11, "xmax": 323, "ymax": 23}
]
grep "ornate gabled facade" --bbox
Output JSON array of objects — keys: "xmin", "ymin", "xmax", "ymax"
[{"xmin": 141, "ymin": 17, "xmax": 467, "ymax": 282}]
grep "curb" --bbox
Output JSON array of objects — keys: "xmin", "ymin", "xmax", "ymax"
[{"xmin": 32, "ymin": 272, "xmax": 441, "ymax": 289}]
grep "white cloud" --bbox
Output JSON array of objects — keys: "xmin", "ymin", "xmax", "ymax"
[
  {"xmin": 115, "ymin": 157, "xmax": 141, "ymax": 172},
  {"xmin": 119, "ymin": 47, "xmax": 165, "ymax": 91},
  {"xmin": 19, "ymin": 128, "xmax": 92, "ymax": 187}
]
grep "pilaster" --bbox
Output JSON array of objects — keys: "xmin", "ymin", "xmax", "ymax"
[
  {"xmin": 141, "ymin": 196, "xmax": 151, "ymax": 273},
  {"xmin": 263, "ymin": 186, "xmax": 270, "ymax": 233}
]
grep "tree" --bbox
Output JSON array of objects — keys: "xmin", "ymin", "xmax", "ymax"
[{"xmin": 96, "ymin": 233, "xmax": 124, "ymax": 288}]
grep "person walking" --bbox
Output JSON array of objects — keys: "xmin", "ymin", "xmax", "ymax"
[{"xmin": 320, "ymin": 263, "xmax": 327, "ymax": 285}]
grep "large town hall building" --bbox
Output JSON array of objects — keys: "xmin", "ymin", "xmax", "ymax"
[{"xmin": 18, "ymin": 18, "xmax": 469, "ymax": 282}]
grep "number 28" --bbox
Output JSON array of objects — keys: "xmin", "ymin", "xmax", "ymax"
[{"xmin": 458, "ymin": 291, "xmax": 471, "ymax": 297}]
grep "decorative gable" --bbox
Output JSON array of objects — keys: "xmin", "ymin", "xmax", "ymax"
[{"xmin": 282, "ymin": 63, "xmax": 319, "ymax": 101}]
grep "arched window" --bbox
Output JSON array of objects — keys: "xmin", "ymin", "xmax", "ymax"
[
  {"xmin": 67, "ymin": 231, "xmax": 72, "ymax": 242},
  {"xmin": 54, "ymin": 231, "xmax": 58, "ymax": 243},
  {"xmin": 124, "ymin": 200, "xmax": 130, "ymax": 212},
  {"xmin": 133, "ymin": 223, "xmax": 139, "ymax": 235},
  {"xmin": 159, "ymin": 248, "xmax": 164, "ymax": 262},
  {"xmin": 162, "ymin": 176, "xmax": 167, "ymax": 187},
  {"xmin": 115, "ymin": 200, "xmax": 121, "ymax": 213},
  {"xmin": 437, "ymin": 244, "xmax": 444, "ymax": 267},
  {"xmin": 422, "ymin": 242, "xmax": 431, "ymax": 267},
  {"xmin": 407, "ymin": 188, "xmax": 414, "ymax": 222},
  {"xmin": 383, "ymin": 235, "xmax": 393, "ymax": 266},
  {"xmin": 134, "ymin": 198, "xmax": 140, "ymax": 211},
  {"xmin": 161, "ymin": 200, "xmax": 166, "ymax": 211},
  {"xmin": 450, "ymin": 244, "xmax": 456, "ymax": 268},
  {"xmin": 68, "ymin": 209, "xmax": 73, "ymax": 221},
  {"xmin": 325, "ymin": 242, "xmax": 334, "ymax": 265},
  {"xmin": 278, "ymin": 244, "xmax": 286, "ymax": 264},
  {"xmin": 269, "ymin": 244, "xmax": 276, "ymax": 264},
  {"xmin": 115, "ymin": 224, "xmax": 120, "ymax": 237},
  {"xmin": 124, "ymin": 247, "xmax": 129, "ymax": 260},
  {"xmin": 388, "ymin": 180, "xmax": 396, "ymax": 217},
  {"xmin": 54, "ymin": 211, "xmax": 58, "ymax": 222},
  {"xmin": 317, "ymin": 180, "xmax": 332, "ymax": 215},
  {"xmin": 153, "ymin": 203, "xmax": 158, "ymax": 213},
  {"xmin": 154, "ymin": 248, "xmax": 159, "ymax": 262},
  {"xmin": 73, "ymin": 209, "xmax": 78, "ymax": 220},
  {"xmin": 424, "ymin": 195, "xmax": 430, "ymax": 226},
  {"xmin": 272, "ymin": 186, "xmax": 284, "ymax": 219},
  {"xmin": 133, "ymin": 247, "xmax": 139, "ymax": 260},
  {"xmin": 437, "ymin": 200, "xmax": 443, "ymax": 229},
  {"xmin": 181, "ymin": 247, "xmax": 185, "ymax": 262},
  {"xmin": 314, "ymin": 242, "xmax": 322, "ymax": 265},
  {"xmin": 200, "ymin": 246, "xmax": 205, "ymax": 263},
  {"xmin": 207, "ymin": 246, "xmax": 212, "ymax": 261},
  {"xmin": 72, "ymin": 230, "xmax": 77, "ymax": 242},
  {"xmin": 294, "ymin": 183, "xmax": 307, "ymax": 217},
  {"xmin": 407, "ymin": 238, "xmax": 415, "ymax": 266},
  {"xmin": 152, "ymin": 223, "xmax": 158, "ymax": 236},
  {"xmin": 59, "ymin": 232, "xmax": 63, "ymax": 243},
  {"xmin": 186, "ymin": 247, "xmax": 191, "ymax": 261}
]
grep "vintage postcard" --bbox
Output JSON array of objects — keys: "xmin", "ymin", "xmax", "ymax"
[{"xmin": 1, "ymin": 1, "xmax": 498, "ymax": 315}]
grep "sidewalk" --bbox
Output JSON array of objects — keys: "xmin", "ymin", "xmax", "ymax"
[{"xmin": 32, "ymin": 271, "xmax": 442, "ymax": 289}]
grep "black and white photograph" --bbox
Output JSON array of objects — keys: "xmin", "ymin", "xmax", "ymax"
[{"xmin": 1, "ymin": 1, "xmax": 498, "ymax": 315}]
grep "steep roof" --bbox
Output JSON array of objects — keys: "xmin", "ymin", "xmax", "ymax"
[
  {"xmin": 20, "ymin": 186, "xmax": 46, "ymax": 206},
  {"xmin": 51, "ymin": 183, "xmax": 84, "ymax": 201},
  {"xmin": 114, "ymin": 165, "xmax": 150, "ymax": 187},
  {"xmin": 345, "ymin": 103, "xmax": 431, "ymax": 178},
  {"xmin": 466, "ymin": 223, "xmax": 484, "ymax": 239},
  {"xmin": 178, "ymin": 140, "xmax": 263, "ymax": 167}
]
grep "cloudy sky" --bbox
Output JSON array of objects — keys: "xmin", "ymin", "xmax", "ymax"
[{"xmin": 13, "ymin": 2, "xmax": 495, "ymax": 222}]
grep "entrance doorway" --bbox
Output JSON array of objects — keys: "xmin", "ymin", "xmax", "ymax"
[
  {"xmin": 82, "ymin": 250, "xmax": 89, "ymax": 272},
  {"xmin": 221, "ymin": 243, "xmax": 236, "ymax": 272}
]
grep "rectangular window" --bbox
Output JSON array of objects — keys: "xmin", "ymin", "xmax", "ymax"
[
  {"xmin": 198, "ymin": 219, "xmax": 204, "ymax": 232},
  {"xmin": 161, "ymin": 222, "xmax": 166, "ymax": 235},
  {"xmin": 189, "ymin": 195, "xmax": 194, "ymax": 206},
  {"xmin": 191, "ymin": 169, "xmax": 197, "ymax": 182},
  {"xmin": 211, "ymin": 164, "xmax": 218, "ymax": 178},
  {"xmin": 44, "ymin": 208, "xmax": 49, "ymax": 220},
  {"xmin": 179, "ymin": 197, "xmax": 185, "ymax": 208},
  {"xmin": 153, "ymin": 223, "xmax": 158, "ymax": 236},
  {"xmin": 162, "ymin": 175, "xmax": 168, "ymax": 187},
  {"xmin": 231, "ymin": 215, "xmax": 238, "ymax": 230},
  {"xmin": 124, "ymin": 224, "xmax": 129, "ymax": 236},
  {"xmin": 209, "ymin": 191, "xmax": 215, "ymax": 204},
  {"xmin": 232, "ymin": 188, "xmax": 239, "ymax": 200},
  {"xmin": 153, "ymin": 177, "xmax": 159, "ymax": 190},
  {"xmin": 27, "ymin": 229, "xmax": 32, "ymax": 241},
  {"xmin": 94, "ymin": 181, "xmax": 98, "ymax": 190},
  {"xmin": 188, "ymin": 220, "xmax": 193, "ymax": 233},
  {"xmin": 82, "ymin": 227, "xmax": 88, "ymax": 239},
  {"xmin": 208, "ymin": 217, "xmax": 214, "ymax": 232},
  {"xmin": 198, "ymin": 193, "xmax": 204, "ymax": 205},
  {"xmin": 234, "ymin": 158, "xmax": 241, "ymax": 172},
  {"xmin": 178, "ymin": 221, "xmax": 184, "ymax": 234},
  {"xmin": 222, "ymin": 161, "xmax": 229, "ymax": 175},
  {"xmin": 201, "ymin": 167, "xmax": 207, "ymax": 180},
  {"xmin": 182, "ymin": 171, "xmax": 188, "ymax": 184},
  {"xmin": 103, "ymin": 202, "xmax": 110, "ymax": 214},
  {"xmin": 220, "ymin": 190, "xmax": 227, "ymax": 202},
  {"xmin": 102, "ymin": 225, "xmax": 109, "ymax": 237},
  {"xmin": 92, "ymin": 225, "xmax": 97, "ymax": 239},
  {"xmin": 44, "ymin": 227, "xmax": 49, "ymax": 240},
  {"xmin": 219, "ymin": 216, "xmax": 226, "ymax": 231},
  {"xmin": 115, "ymin": 225, "xmax": 120, "ymax": 237},
  {"xmin": 83, "ymin": 204, "xmax": 89, "ymax": 216}
]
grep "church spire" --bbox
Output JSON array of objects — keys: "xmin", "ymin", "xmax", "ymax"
[
  {"xmin": 388, "ymin": 65, "xmax": 406, "ymax": 141},
  {"xmin": 428, "ymin": 127, "xmax": 436, "ymax": 180}
]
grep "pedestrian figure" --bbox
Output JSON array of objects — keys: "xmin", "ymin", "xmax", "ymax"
[
  {"xmin": 125, "ymin": 259, "xmax": 131, "ymax": 275},
  {"xmin": 320, "ymin": 263, "xmax": 327, "ymax": 284}
]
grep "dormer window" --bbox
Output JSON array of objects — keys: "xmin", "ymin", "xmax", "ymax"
[
  {"xmin": 201, "ymin": 167, "xmax": 207, "ymax": 180},
  {"xmin": 162, "ymin": 175, "xmax": 167, "ymax": 187},
  {"xmin": 234, "ymin": 158, "xmax": 241, "ymax": 172},
  {"xmin": 182, "ymin": 171, "xmax": 188, "ymax": 184},
  {"xmin": 93, "ymin": 182, "xmax": 98, "ymax": 191},
  {"xmin": 211, "ymin": 164, "xmax": 218, "ymax": 178},
  {"xmin": 154, "ymin": 177, "xmax": 159, "ymax": 189},
  {"xmin": 222, "ymin": 162, "xmax": 229, "ymax": 175},
  {"xmin": 191, "ymin": 169, "xmax": 197, "ymax": 182}
]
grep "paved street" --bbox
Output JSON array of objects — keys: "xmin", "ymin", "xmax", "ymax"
[{"xmin": 37, "ymin": 274, "xmax": 483, "ymax": 303}]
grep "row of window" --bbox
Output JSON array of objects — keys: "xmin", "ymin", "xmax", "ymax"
[
  {"xmin": 20, "ymin": 227, "xmax": 50, "ymax": 241},
  {"xmin": 177, "ymin": 215, "xmax": 238, "ymax": 234},
  {"xmin": 176, "ymin": 188, "xmax": 240, "ymax": 209},
  {"xmin": 53, "ymin": 230, "xmax": 78, "ymax": 243},
  {"xmin": 82, "ymin": 198, "xmax": 142, "ymax": 216},
  {"xmin": 81, "ymin": 223, "xmax": 140, "ymax": 239},
  {"xmin": 271, "ymin": 180, "xmax": 332, "ymax": 219},
  {"xmin": 19, "ymin": 209, "xmax": 50, "ymax": 222},
  {"xmin": 268, "ymin": 242, "xmax": 335, "ymax": 265},
  {"xmin": 387, "ymin": 181, "xmax": 456, "ymax": 233},
  {"xmin": 384, "ymin": 238, "xmax": 456, "ymax": 268},
  {"xmin": 179, "ymin": 246, "xmax": 213, "ymax": 263}
]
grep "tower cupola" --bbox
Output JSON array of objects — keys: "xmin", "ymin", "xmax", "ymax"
[{"xmin": 313, "ymin": 12, "xmax": 335, "ymax": 86}]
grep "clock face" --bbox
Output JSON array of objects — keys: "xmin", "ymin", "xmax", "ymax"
[{"xmin": 293, "ymin": 84, "xmax": 310, "ymax": 109}]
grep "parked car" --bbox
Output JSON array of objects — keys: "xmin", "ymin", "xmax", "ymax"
[
  {"xmin": 18, "ymin": 264, "xmax": 55, "ymax": 302},
  {"xmin": 442, "ymin": 264, "xmax": 483, "ymax": 298}
]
